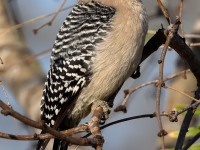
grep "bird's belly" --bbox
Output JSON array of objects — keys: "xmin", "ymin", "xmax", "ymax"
[{"xmin": 68, "ymin": 46, "xmax": 142, "ymax": 120}]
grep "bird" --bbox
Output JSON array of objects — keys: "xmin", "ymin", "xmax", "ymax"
[{"xmin": 36, "ymin": 0, "xmax": 148, "ymax": 149}]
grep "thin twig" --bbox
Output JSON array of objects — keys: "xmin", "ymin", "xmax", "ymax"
[
  {"xmin": 175, "ymin": 88, "xmax": 200, "ymax": 150},
  {"xmin": 0, "ymin": 99, "xmax": 101, "ymax": 147},
  {"xmin": 164, "ymin": 85, "xmax": 200, "ymax": 103},
  {"xmin": 0, "ymin": 57, "xmax": 3, "ymax": 64},
  {"xmin": 148, "ymin": 30, "xmax": 200, "ymax": 39},
  {"xmin": 114, "ymin": 69, "xmax": 191, "ymax": 112},
  {"xmin": 179, "ymin": 0, "xmax": 184, "ymax": 37},
  {"xmin": 1, "ymin": 48, "xmax": 51, "ymax": 73},
  {"xmin": 0, "ymin": 81, "xmax": 10, "ymax": 105},
  {"xmin": 0, "ymin": 4, "xmax": 75, "ymax": 37},
  {"xmin": 161, "ymin": 102, "xmax": 200, "ymax": 122},
  {"xmin": 156, "ymin": 0, "xmax": 171, "ymax": 24},
  {"xmin": 156, "ymin": 20, "xmax": 181, "ymax": 150},
  {"xmin": 184, "ymin": 34, "xmax": 200, "ymax": 39},
  {"xmin": 33, "ymin": 0, "xmax": 67, "ymax": 34},
  {"xmin": 156, "ymin": 29, "xmax": 171, "ymax": 150},
  {"xmin": 188, "ymin": 43, "xmax": 200, "ymax": 47},
  {"xmin": 176, "ymin": 102, "xmax": 199, "ymax": 116}
]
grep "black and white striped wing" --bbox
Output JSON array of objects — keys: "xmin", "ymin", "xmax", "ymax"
[{"xmin": 40, "ymin": 1, "xmax": 116, "ymax": 127}]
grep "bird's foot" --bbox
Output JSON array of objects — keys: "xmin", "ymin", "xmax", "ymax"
[
  {"xmin": 91, "ymin": 100, "xmax": 111, "ymax": 125},
  {"xmin": 88, "ymin": 105, "xmax": 105, "ymax": 149}
]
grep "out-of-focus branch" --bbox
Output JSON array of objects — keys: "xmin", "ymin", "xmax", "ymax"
[
  {"xmin": 33, "ymin": 0, "xmax": 67, "ymax": 34},
  {"xmin": 0, "ymin": 80, "xmax": 10, "ymax": 105},
  {"xmin": 0, "ymin": 0, "xmax": 44, "ymax": 122},
  {"xmin": 178, "ymin": 0, "xmax": 184, "ymax": 36},
  {"xmin": 182, "ymin": 130, "xmax": 200, "ymax": 150},
  {"xmin": 0, "ymin": 4, "xmax": 74, "ymax": 37},
  {"xmin": 148, "ymin": 30, "xmax": 200, "ymax": 39},
  {"xmin": 175, "ymin": 88, "xmax": 200, "ymax": 150},
  {"xmin": 164, "ymin": 85, "xmax": 200, "ymax": 102},
  {"xmin": 1, "ymin": 48, "xmax": 51, "ymax": 73},
  {"xmin": 0, "ymin": 57, "xmax": 3, "ymax": 64},
  {"xmin": 156, "ymin": 0, "xmax": 171, "ymax": 24}
]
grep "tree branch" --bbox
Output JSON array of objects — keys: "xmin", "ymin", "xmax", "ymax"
[
  {"xmin": 0, "ymin": 124, "xmax": 87, "ymax": 141},
  {"xmin": 175, "ymin": 88, "xmax": 200, "ymax": 150},
  {"xmin": 0, "ymin": 99, "xmax": 101, "ymax": 147},
  {"xmin": 33, "ymin": 0, "xmax": 67, "ymax": 34},
  {"xmin": 182, "ymin": 131, "xmax": 200, "ymax": 150}
]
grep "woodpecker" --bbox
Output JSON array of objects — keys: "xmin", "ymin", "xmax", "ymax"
[{"xmin": 37, "ymin": 0, "xmax": 148, "ymax": 149}]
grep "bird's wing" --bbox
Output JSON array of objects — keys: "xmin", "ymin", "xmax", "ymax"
[
  {"xmin": 37, "ymin": 2, "xmax": 115, "ymax": 150},
  {"xmin": 40, "ymin": 1, "xmax": 116, "ymax": 128}
]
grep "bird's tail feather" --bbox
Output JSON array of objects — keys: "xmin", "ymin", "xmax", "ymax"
[
  {"xmin": 53, "ymin": 138, "xmax": 69, "ymax": 150},
  {"xmin": 36, "ymin": 117, "xmax": 79, "ymax": 150},
  {"xmin": 52, "ymin": 122, "xmax": 71, "ymax": 150},
  {"xmin": 36, "ymin": 134, "xmax": 69, "ymax": 150},
  {"xmin": 36, "ymin": 138, "xmax": 50, "ymax": 150}
]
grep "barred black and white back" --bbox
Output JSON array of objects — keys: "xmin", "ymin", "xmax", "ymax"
[{"xmin": 40, "ymin": 1, "xmax": 115, "ymax": 127}]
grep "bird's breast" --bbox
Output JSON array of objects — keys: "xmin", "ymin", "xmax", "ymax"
[{"xmin": 69, "ymin": 1, "xmax": 148, "ymax": 120}]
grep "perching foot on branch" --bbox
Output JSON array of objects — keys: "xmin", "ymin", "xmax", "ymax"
[
  {"xmin": 92, "ymin": 100, "xmax": 111, "ymax": 125},
  {"xmin": 89, "ymin": 102, "xmax": 110, "ymax": 150}
]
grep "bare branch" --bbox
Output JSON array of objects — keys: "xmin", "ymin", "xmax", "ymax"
[
  {"xmin": 0, "ymin": 57, "xmax": 3, "ymax": 64},
  {"xmin": 0, "ymin": 99, "xmax": 102, "ymax": 147},
  {"xmin": 0, "ymin": 124, "xmax": 88, "ymax": 141},
  {"xmin": 148, "ymin": 30, "xmax": 200, "ymax": 39},
  {"xmin": 115, "ymin": 69, "xmax": 191, "ymax": 113},
  {"xmin": 164, "ymin": 85, "xmax": 200, "ymax": 102},
  {"xmin": 155, "ymin": 19, "xmax": 180, "ymax": 150},
  {"xmin": 0, "ymin": 81, "xmax": 10, "ymax": 105},
  {"xmin": 178, "ymin": 0, "xmax": 184, "ymax": 36},
  {"xmin": 33, "ymin": 0, "xmax": 67, "ymax": 34},
  {"xmin": 175, "ymin": 88, "xmax": 200, "ymax": 149},
  {"xmin": 156, "ymin": 0, "xmax": 171, "ymax": 24},
  {"xmin": 1, "ymin": 48, "xmax": 51, "ymax": 73},
  {"xmin": 0, "ymin": 4, "xmax": 74, "ymax": 37},
  {"xmin": 188, "ymin": 43, "xmax": 200, "ymax": 47}
]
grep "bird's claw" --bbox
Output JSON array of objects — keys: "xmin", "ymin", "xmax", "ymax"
[{"xmin": 92, "ymin": 100, "xmax": 111, "ymax": 125}]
